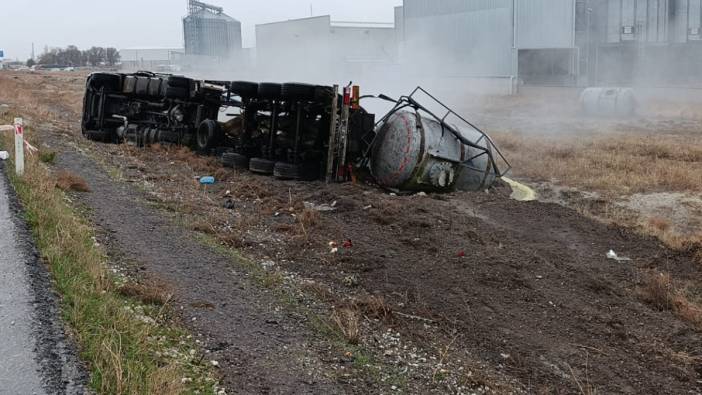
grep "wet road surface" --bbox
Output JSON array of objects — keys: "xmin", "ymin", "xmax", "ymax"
[
  {"xmin": 0, "ymin": 166, "xmax": 45, "ymax": 393},
  {"xmin": 0, "ymin": 164, "xmax": 86, "ymax": 394}
]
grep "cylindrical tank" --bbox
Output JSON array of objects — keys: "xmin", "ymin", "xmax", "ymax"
[
  {"xmin": 580, "ymin": 87, "xmax": 636, "ymax": 117},
  {"xmin": 370, "ymin": 111, "xmax": 497, "ymax": 192}
]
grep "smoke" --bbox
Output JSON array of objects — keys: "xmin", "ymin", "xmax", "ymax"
[{"xmin": 174, "ymin": 0, "xmax": 702, "ymax": 127}]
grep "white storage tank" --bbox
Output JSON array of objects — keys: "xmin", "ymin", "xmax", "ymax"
[{"xmin": 580, "ymin": 87, "xmax": 637, "ymax": 117}]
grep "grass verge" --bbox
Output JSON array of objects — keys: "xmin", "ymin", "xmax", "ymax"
[{"xmin": 1, "ymin": 123, "xmax": 216, "ymax": 394}]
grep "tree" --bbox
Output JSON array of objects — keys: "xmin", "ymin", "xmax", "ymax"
[
  {"xmin": 38, "ymin": 48, "xmax": 60, "ymax": 65},
  {"xmin": 84, "ymin": 46, "xmax": 106, "ymax": 66},
  {"xmin": 63, "ymin": 45, "xmax": 83, "ymax": 66},
  {"xmin": 105, "ymin": 47, "xmax": 120, "ymax": 66},
  {"xmin": 26, "ymin": 58, "xmax": 36, "ymax": 68}
]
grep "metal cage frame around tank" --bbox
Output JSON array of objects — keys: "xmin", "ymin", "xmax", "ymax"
[{"xmin": 362, "ymin": 86, "xmax": 511, "ymax": 181}]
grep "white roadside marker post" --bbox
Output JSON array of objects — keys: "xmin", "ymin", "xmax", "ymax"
[{"xmin": 14, "ymin": 118, "xmax": 24, "ymax": 176}]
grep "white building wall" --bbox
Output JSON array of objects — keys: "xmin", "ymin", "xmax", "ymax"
[
  {"xmin": 403, "ymin": 6, "xmax": 514, "ymax": 77},
  {"xmin": 515, "ymin": 0, "xmax": 576, "ymax": 49},
  {"xmin": 254, "ymin": 16, "xmax": 397, "ymax": 82},
  {"xmin": 255, "ymin": 16, "xmax": 333, "ymax": 76}
]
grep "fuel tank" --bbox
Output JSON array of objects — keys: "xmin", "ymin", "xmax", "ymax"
[
  {"xmin": 370, "ymin": 110, "xmax": 497, "ymax": 192},
  {"xmin": 580, "ymin": 87, "xmax": 636, "ymax": 117}
]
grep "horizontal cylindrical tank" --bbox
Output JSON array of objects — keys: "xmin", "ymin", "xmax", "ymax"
[
  {"xmin": 370, "ymin": 111, "xmax": 497, "ymax": 192},
  {"xmin": 580, "ymin": 87, "xmax": 636, "ymax": 117}
]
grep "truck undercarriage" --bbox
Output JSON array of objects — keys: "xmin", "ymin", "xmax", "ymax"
[{"xmin": 81, "ymin": 71, "xmax": 508, "ymax": 191}]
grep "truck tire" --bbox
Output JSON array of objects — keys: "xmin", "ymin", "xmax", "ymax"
[
  {"xmin": 282, "ymin": 83, "xmax": 316, "ymax": 101},
  {"xmin": 123, "ymin": 75, "xmax": 137, "ymax": 94},
  {"xmin": 89, "ymin": 73, "xmax": 122, "ymax": 92},
  {"xmin": 166, "ymin": 76, "xmax": 191, "ymax": 88},
  {"xmin": 231, "ymin": 81, "xmax": 259, "ymax": 98},
  {"xmin": 135, "ymin": 77, "xmax": 150, "ymax": 96},
  {"xmin": 249, "ymin": 157, "xmax": 275, "ymax": 174},
  {"xmin": 84, "ymin": 129, "xmax": 113, "ymax": 143},
  {"xmin": 274, "ymin": 162, "xmax": 318, "ymax": 180},
  {"xmin": 164, "ymin": 86, "xmax": 189, "ymax": 99},
  {"xmin": 148, "ymin": 78, "xmax": 162, "ymax": 97},
  {"xmin": 195, "ymin": 120, "xmax": 222, "ymax": 153},
  {"xmin": 258, "ymin": 83, "xmax": 282, "ymax": 100},
  {"xmin": 158, "ymin": 130, "xmax": 180, "ymax": 144},
  {"xmin": 222, "ymin": 153, "xmax": 250, "ymax": 169}
]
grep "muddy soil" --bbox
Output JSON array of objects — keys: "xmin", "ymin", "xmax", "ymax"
[
  {"xmin": 52, "ymin": 144, "xmax": 357, "ymax": 393},
  {"xmin": 2, "ymin": 71, "xmax": 702, "ymax": 394}
]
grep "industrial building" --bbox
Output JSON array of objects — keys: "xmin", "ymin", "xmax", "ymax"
[
  {"xmin": 254, "ymin": 15, "xmax": 398, "ymax": 82},
  {"xmin": 160, "ymin": 0, "xmax": 701, "ymax": 91},
  {"xmin": 183, "ymin": 0, "xmax": 242, "ymax": 59},
  {"xmin": 398, "ymin": 0, "xmax": 702, "ymax": 89},
  {"xmin": 120, "ymin": 48, "xmax": 184, "ymax": 71}
]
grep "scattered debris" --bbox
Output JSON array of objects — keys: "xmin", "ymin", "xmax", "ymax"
[
  {"xmin": 342, "ymin": 274, "xmax": 360, "ymax": 287},
  {"xmin": 200, "ymin": 176, "xmax": 216, "ymax": 185},
  {"xmin": 0, "ymin": 151, "xmax": 8, "ymax": 160},
  {"xmin": 342, "ymin": 240, "xmax": 353, "ymax": 249},
  {"xmin": 0, "ymin": 104, "xmax": 9, "ymax": 115},
  {"xmin": 223, "ymin": 199, "xmax": 235, "ymax": 209},
  {"xmin": 304, "ymin": 201, "xmax": 336, "ymax": 212},
  {"xmin": 606, "ymin": 250, "xmax": 632, "ymax": 262}
]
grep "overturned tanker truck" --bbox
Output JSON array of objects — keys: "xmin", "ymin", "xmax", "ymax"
[{"xmin": 81, "ymin": 71, "xmax": 509, "ymax": 192}]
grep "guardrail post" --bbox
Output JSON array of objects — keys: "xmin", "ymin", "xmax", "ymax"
[{"xmin": 14, "ymin": 118, "xmax": 24, "ymax": 176}]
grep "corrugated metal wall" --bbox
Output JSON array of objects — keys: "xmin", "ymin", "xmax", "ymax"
[
  {"xmin": 605, "ymin": 0, "xmax": 671, "ymax": 43},
  {"xmin": 516, "ymin": 0, "xmax": 576, "ymax": 48},
  {"xmin": 690, "ymin": 0, "xmax": 702, "ymax": 39},
  {"xmin": 184, "ymin": 15, "xmax": 241, "ymax": 57},
  {"xmin": 403, "ymin": 6, "xmax": 514, "ymax": 76}
]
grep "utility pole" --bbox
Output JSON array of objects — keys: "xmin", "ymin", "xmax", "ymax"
[
  {"xmin": 31, "ymin": 43, "xmax": 35, "ymax": 61},
  {"xmin": 310, "ymin": 4, "xmax": 313, "ymax": 17}
]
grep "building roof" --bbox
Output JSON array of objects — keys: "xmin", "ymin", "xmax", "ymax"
[
  {"xmin": 330, "ymin": 21, "xmax": 395, "ymax": 29},
  {"xmin": 186, "ymin": 9, "xmax": 239, "ymax": 23}
]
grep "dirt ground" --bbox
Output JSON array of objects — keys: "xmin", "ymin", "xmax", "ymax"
[{"xmin": 1, "ymin": 71, "xmax": 701, "ymax": 394}]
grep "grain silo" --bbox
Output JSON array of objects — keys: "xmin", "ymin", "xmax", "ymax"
[{"xmin": 183, "ymin": 0, "xmax": 242, "ymax": 58}]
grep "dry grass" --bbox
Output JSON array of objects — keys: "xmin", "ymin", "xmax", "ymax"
[
  {"xmin": 493, "ymin": 128, "xmax": 702, "ymax": 250},
  {"xmin": 647, "ymin": 217, "xmax": 671, "ymax": 233},
  {"xmin": 117, "ymin": 281, "xmax": 172, "ymax": 306},
  {"xmin": 0, "ymin": 72, "xmax": 85, "ymax": 123},
  {"xmin": 638, "ymin": 215, "xmax": 702, "ymax": 252},
  {"xmin": 332, "ymin": 307, "xmax": 361, "ymax": 345},
  {"xmin": 191, "ymin": 219, "xmax": 217, "ymax": 235},
  {"xmin": 0, "ymin": 121, "xmax": 214, "ymax": 394},
  {"xmin": 492, "ymin": 131, "xmax": 702, "ymax": 194},
  {"xmin": 640, "ymin": 272, "xmax": 702, "ymax": 329},
  {"xmin": 354, "ymin": 295, "xmax": 392, "ymax": 321},
  {"xmin": 299, "ymin": 208, "xmax": 320, "ymax": 228},
  {"xmin": 55, "ymin": 170, "xmax": 91, "ymax": 192}
]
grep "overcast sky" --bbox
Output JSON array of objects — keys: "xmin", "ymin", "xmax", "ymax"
[{"xmin": 1, "ymin": 0, "xmax": 402, "ymax": 60}]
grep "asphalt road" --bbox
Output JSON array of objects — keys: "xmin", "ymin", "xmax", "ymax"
[{"xmin": 0, "ymin": 163, "xmax": 86, "ymax": 394}]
